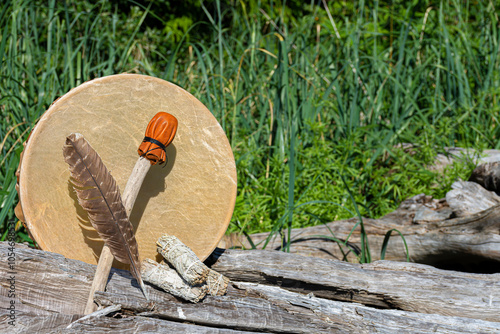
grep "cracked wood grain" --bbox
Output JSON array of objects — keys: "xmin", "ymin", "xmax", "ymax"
[
  {"xmin": 1, "ymin": 242, "xmax": 500, "ymax": 333},
  {"xmin": 210, "ymin": 249, "xmax": 500, "ymax": 322},
  {"xmin": 220, "ymin": 193, "xmax": 500, "ymax": 271}
]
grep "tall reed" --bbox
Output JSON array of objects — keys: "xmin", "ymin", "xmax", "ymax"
[{"xmin": 0, "ymin": 1, "xmax": 497, "ymax": 260}]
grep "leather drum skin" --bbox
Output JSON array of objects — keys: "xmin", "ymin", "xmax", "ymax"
[{"xmin": 18, "ymin": 74, "xmax": 236, "ymax": 265}]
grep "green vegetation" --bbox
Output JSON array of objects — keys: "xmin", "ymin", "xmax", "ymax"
[{"xmin": 0, "ymin": 1, "xmax": 496, "ymax": 258}]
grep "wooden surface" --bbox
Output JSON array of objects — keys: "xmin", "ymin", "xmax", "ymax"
[
  {"xmin": 84, "ymin": 244, "xmax": 114, "ymax": 314},
  {"xmin": 446, "ymin": 180, "xmax": 500, "ymax": 217},
  {"xmin": 469, "ymin": 161, "xmax": 500, "ymax": 193},
  {"xmin": 1, "ymin": 242, "xmax": 500, "ymax": 333},
  {"xmin": 434, "ymin": 147, "xmax": 500, "ymax": 170},
  {"xmin": 221, "ymin": 193, "xmax": 500, "ymax": 271},
  {"xmin": 211, "ymin": 249, "xmax": 500, "ymax": 322},
  {"xmin": 18, "ymin": 74, "xmax": 237, "ymax": 265},
  {"xmin": 397, "ymin": 144, "xmax": 500, "ymax": 172},
  {"xmin": 220, "ymin": 162, "xmax": 500, "ymax": 273}
]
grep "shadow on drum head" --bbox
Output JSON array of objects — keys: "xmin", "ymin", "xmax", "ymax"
[
  {"xmin": 67, "ymin": 180, "xmax": 104, "ymax": 262},
  {"xmin": 129, "ymin": 143, "xmax": 177, "ymax": 230},
  {"xmin": 65, "ymin": 143, "xmax": 177, "ymax": 265}
]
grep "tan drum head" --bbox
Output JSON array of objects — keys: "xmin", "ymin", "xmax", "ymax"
[{"xmin": 19, "ymin": 74, "xmax": 236, "ymax": 266}]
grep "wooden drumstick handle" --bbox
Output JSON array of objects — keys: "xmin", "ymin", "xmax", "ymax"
[
  {"xmin": 84, "ymin": 112, "xmax": 177, "ymax": 314},
  {"xmin": 84, "ymin": 157, "xmax": 151, "ymax": 314}
]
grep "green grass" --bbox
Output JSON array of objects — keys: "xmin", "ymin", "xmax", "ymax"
[{"xmin": 0, "ymin": 0, "xmax": 498, "ymax": 261}]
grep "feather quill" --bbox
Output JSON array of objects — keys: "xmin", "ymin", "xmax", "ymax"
[{"xmin": 63, "ymin": 133, "xmax": 147, "ymax": 298}]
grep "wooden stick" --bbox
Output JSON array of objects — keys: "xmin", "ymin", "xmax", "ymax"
[
  {"xmin": 84, "ymin": 157, "xmax": 151, "ymax": 314},
  {"xmin": 121, "ymin": 157, "xmax": 153, "ymax": 213}
]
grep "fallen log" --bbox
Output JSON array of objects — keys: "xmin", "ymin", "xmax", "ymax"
[
  {"xmin": 446, "ymin": 180, "xmax": 500, "ymax": 217},
  {"xmin": 469, "ymin": 161, "xmax": 500, "ymax": 194},
  {"xmin": 397, "ymin": 144, "xmax": 500, "ymax": 172},
  {"xmin": 209, "ymin": 249, "xmax": 500, "ymax": 322},
  {"xmin": 435, "ymin": 147, "xmax": 500, "ymax": 170},
  {"xmin": 220, "ymin": 193, "xmax": 500, "ymax": 272},
  {"xmin": 94, "ymin": 282, "xmax": 500, "ymax": 334},
  {"xmin": 4, "ymin": 311, "xmax": 253, "ymax": 334},
  {"xmin": 1, "ymin": 242, "xmax": 500, "ymax": 333}
]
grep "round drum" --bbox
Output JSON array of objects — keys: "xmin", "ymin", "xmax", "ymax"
[{"xmin": 18, "ymin": 74, "xmax": 236, "ymax": 266}]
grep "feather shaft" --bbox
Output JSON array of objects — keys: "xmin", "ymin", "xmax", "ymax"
[{"xmin": 63, "ymin": 133, "xmax": 146, "ymax": 297}]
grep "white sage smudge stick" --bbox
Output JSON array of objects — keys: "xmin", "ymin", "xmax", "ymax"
[
  {"xmin": 157, "ymin": 234, "xmax": 229, "ymax": 296},
  {"xmin": 157, "ymin": 234, "xmax": 210, "ymax": 285},
  {"xmin": 141, "ymin": 258, "xmax": 207, "ymax": 303},
  {"xmin": 206, "ymin": 268, "xmax": 230, "ymax": 296}
]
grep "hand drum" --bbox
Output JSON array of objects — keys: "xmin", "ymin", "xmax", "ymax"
[{"xmin": 18, "ymin": 74, "xmax": 237, "ymax": 265}]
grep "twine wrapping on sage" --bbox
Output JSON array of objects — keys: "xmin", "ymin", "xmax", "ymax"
[
  {"xmin": 156, "ymin": 234, "xmax": 210, "ymax": 285},
  {"xmin": 157, "ymin": 234, "xmax": 229, "ymax": 296},
  {"xmin": 206, "ymin": 268, "xmax": 230, "ymax": 296},
  {"xmin": 141, "ymin": 258, "xmax": 207, "ymax": 303}
]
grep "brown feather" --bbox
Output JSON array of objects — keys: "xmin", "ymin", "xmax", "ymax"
[{"xmin": 63, "ymin": 133, "xmax": 146, "ymax": 298}]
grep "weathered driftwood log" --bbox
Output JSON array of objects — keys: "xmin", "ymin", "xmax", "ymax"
[
  {"xmin": 95, "ymin": 282, "xmax": 500, "ymax": 334},
  {"xmin": 1, "ymin": 242, "xmax": 500, "ymax": 333},
  {"xmin": 469, "ymin": 161, "xmax": 500, "ymax": 194},
  {"xmin": 221, "ymin": 193, "xmax": 500, "ymax": 272},
  {"xmin": 4, "ymin": 311, "xmax": 254, "ymax": 334},
  {"xmin": 446, "ymin": 180, "xmax": 500, "ymax": 217},
  {"xmin": 210, "ymin": 249, "xmax": 500, "ymax": 322},
  {"xmin": 397, "ymin": 144, "xmax": 500, "ymax": 172}
]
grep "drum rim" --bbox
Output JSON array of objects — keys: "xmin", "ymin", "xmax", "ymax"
[{"xmin": 19, "ymin": 73, "xmax": 237, "ymax": 262}]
